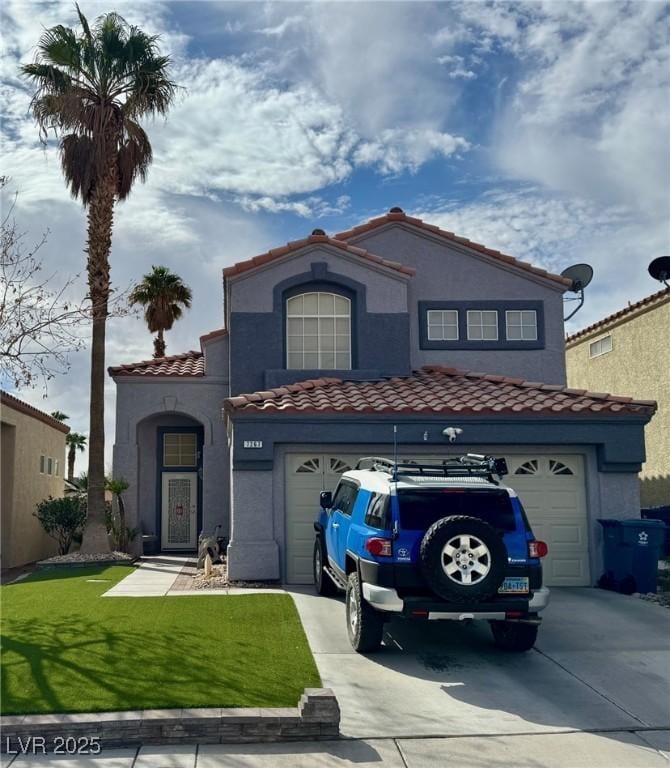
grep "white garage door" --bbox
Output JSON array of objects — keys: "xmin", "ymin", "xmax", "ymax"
[
  {"xmin": 285, "ymin": 453, "xmax": 359, "ymax": 584},
  {"xmin": 285, "ymin": 451, "xmax": 590, "ymax": 587},
  {"xmin": 504, "ymin": 455, "xmax": 590, "ymax": 587}
]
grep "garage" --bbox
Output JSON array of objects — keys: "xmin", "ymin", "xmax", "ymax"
[{"xmin": 284, "ymin": 450, "xmax": 590, "ymax": 587}]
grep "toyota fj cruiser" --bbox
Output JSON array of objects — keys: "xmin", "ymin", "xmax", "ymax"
[{"xmin": 314, "ymin": 454, "xmax": 550, "ymax": 653}]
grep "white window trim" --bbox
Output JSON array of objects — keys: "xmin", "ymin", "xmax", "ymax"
[
  {"xmin": 505, "ymin": 309, "xmax": 538, "ymax": 341},
  {"xmin": 466, "ymin": 309, "xmax": 499, "ymax": 341},
  {"xmin": 286, "ymin": 292, "xmax": 352, "ymax": 370},
  {"xmin": 589, "ymin": 334, "xmax": 613, "ymax": 358},
  {"xmin": 427, "ymin": 309, "xmax": 459, "ymax": 341}
]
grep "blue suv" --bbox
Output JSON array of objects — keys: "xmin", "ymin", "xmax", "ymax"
[{"xmin": 314, "ymin": 455, "xmax": 550, "ymax": 653}]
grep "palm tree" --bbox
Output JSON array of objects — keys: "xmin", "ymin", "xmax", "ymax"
[
  {"xmin": 51, "ymin": 411, "xmax": 70, "ymax": 421},
  {"xmin": 106, "ymin": 477, "xmax": 130, "ymax": 551},
  {"xmin": 66, "ymin": 432, "xmax": 87, "ymax": 482},
  {"xmin": 22, "ymin": 7, "xmax": 176, "ymax": 553},
  {"xmin": 129, "ymin": 266, "xmax": 192, "ymax": 357}
]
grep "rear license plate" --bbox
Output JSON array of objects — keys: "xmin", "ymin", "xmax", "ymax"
[{"xmin": 498, "ymin": 577, "xmax": 529, "ymax": 594}]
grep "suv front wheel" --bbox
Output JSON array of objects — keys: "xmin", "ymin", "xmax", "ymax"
[
  {"xmin": 490, "ymin": 620, "xmax": 539, "ymax": 652},
  {"xmin": 346, "ymin": 572, "xmax": 384, "ymax": 652}
]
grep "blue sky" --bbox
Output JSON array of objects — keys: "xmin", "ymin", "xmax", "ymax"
[{"xmin": 1, "ymin": 0, "xmax": 669, "ymax": 468}]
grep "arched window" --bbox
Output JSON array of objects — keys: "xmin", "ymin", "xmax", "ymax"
[{"xmin": 286, "ymin": 292, "xmax": 351, "ymax": 370}]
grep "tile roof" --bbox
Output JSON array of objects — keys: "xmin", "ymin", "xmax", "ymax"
[
  {"xmin": 335, "ymin": 209, "xmax": 572, "ymax": 290},
  {"xmin": 223, "ymin": 231, "xmax": 416, "ymax": 279},
  {"xmin": 566, "ymin": 286, "xmax": 670, "ymax": 344},
  {"xmin": 1, "ymin": 391, "xmax": 70, "ymax": 433},
  {"xmin": 108, "ymin": 351, "xmax": 204, "ymax": 378},
  {"xmin": 224, "ymin": 366, "xmax": 656, "ymax": 417}
]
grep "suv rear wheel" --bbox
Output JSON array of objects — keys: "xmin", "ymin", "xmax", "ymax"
[
  {"xmin": 346, "ymin": 572, "xmax": 384, "ymax": 652},
  {"xmin": 420, "ymin": 515, "xmax": 507, "ymax": 603},
  {"xmin": 313, "ymin": 538, "xmax": 337, "ymax": 596},
  {"xmin": 490, "ymin": 620, "xmax": 539, "ymax": 652}
]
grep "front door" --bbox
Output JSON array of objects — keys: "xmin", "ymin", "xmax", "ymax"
[{"xmin": 161, "ymin": 472, "xmax": 198, "ymax": 550}]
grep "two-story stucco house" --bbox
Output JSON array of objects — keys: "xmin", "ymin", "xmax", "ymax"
[
  {"xmin": 566, "ymin": 287, "xmax": 670, "ymax": 509},
  {"xmin": 110, "ymin": 208, "xmax": 656, "ymax": 588}
]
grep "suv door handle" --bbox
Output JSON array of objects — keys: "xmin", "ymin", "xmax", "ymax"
[{"xmin": 332, "ymin": 522, "xmax": 340, "ymax": 529}]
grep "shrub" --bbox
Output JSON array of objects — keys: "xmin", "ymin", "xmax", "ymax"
[{"xmin": 34, "ymin": 496, "xmax": 87, "ymax": 555}]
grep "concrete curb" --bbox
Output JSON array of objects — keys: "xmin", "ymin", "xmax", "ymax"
[{"xmin": 1, "ymin": 689, "xmax": 340, "ymax": 750}]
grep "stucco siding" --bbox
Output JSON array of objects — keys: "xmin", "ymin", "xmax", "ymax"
[
  {"xmin": 228, "ymin": 245, "xmax": 408, "ymax": 314},
  {"xmin": 1, "ymin": 405, "xmax": 65, "ymax": 568},
  {"xmin": 348, "ymin": 224, "xmax": 567, "ymax": 383},
  {"xmin": 566, "ymin": 298, "xmax": 670, "ymax": 507},
  {"xmin": 112, "ymin": 378, "xmax": 229, "ymax": 549}
]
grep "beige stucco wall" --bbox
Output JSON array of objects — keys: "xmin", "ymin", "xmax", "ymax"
[
  {"xmin": 566, "ymin": 297, "xmax": 670, "ymax": 508},
  {"xmin": 1, "ymin": 403, "xmax": 67, "ymax": 568}
]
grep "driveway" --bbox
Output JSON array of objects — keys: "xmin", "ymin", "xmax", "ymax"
[{"xmin": 289, "ymin": 586, "xmax": 670, "ymax": 740}]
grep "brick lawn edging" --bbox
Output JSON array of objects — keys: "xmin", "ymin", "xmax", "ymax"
[{"xmin": 1, "ymin": 689, "xmax": 340, "ymax": 749}]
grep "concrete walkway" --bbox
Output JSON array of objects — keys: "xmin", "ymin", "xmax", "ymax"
[
  {"xmin": 3, "ymin": 731, "xmax": 669, "ymax": 767},
  {"xmin": 103, "ymin": 556, "xmax": 188, "ymax": 597}
]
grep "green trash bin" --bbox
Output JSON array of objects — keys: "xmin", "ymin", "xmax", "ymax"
[{"xmin": 598, "ymin": 518, "xmax": 666, "ymax": 594}]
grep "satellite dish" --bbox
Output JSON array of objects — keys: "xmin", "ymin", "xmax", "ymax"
[
  {"xmin": 560, "ymin": 263, "xmax": 594, "ymax": 321},
  {"xmin": 648, "ymin": 256, "xmax": 670, "ymax": 286},
  {"xmin": 561, "ymin": 263, "xmax": 594, "ymax": 292}
]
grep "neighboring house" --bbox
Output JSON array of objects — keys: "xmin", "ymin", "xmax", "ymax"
[
  {"xmin": 566, "ymin": 287, "xmax": 670, "ymax": 509},
  {"xmin": 110, "ymin": 208, "xmax": 656, "ymax": 587},
  {"xmin": 1, "ymin": 391, "xmax": 69, "ymax": 569}
]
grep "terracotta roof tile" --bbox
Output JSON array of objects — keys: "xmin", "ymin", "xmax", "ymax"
[
  {"xmin": 334, "ymin": 210, "xmax": 572, "ymax": 289},
  {"xmin": 566, "ymin": 286, "xmax": 670, "ymax": 344},
  {"xmin": 199, "ymin": 328, "xmax": 228, "ymax": 345},
  {"xmin": 223, "ymin": 366, "xmax": 657, "ymax": 418},
  {"xmin": 108, "ymin": 351, "xmax": 204, "ymax": 378},
  {"xmin": 223, "ymin": 233, "xmax": 416, "ymax": 279}
]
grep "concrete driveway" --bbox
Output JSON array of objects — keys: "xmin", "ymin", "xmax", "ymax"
[{"xmin": 289, "ymin": 586, "xmax": 670, "ymax": 742}]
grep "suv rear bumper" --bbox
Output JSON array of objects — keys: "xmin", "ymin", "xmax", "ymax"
[{"xmin": 361, "ymin": 583, "xmax": 550, "ymax": 619}]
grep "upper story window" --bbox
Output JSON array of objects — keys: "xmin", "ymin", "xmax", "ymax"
[
  {"xmin": 467, "ymin": 310, "xmax": 498, "ymax": 341},
  {"xmin": 286, "ymin": 292, "xmax": 351, "ymax": 370},
  {"xmin": 427, "ymin": 309, "xmax": 459, "ymax": 341},
  {"xmin": 506, "ymin": 310, "xmax": 538, "ymax": 341},
  {"xmin": 589, "ymin": 335, "xmax": 612, "ymax": 358}
]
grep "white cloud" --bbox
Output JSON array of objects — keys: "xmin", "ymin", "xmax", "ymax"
[
  {"xmin": 354, "ymin": 128, "xmax": 470, "ymax": 175},
  {"xmin": 258, "ymin": 15, "xmax": 304, "ymax": 37}
]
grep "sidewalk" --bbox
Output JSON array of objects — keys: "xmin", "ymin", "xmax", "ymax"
[
  {"xmin": 3, "ymin": 731, "xmax": 669, "ymax": 767},
  {"xmin": 102, "ymin": 555, "xmax": 189, "ymax": 597}
]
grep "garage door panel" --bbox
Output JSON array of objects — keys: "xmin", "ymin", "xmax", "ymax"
[{"xmin": 285, "ymin": 453, "xmax": 359, "ymax": 584}]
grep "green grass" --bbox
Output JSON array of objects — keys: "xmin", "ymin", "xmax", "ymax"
[{"xmin": 0, "ymin": 566, "xmax": 320, "ymax": 715}]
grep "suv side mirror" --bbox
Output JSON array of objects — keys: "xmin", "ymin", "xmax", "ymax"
[{"xmin": 320, "ymin": 491, "xmax": 333, "ymax": 510}]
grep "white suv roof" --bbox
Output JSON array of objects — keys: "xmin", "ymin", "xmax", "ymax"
[{"xmin": 341, "ymin": 469, "xmax": 516, "ymax": 497}]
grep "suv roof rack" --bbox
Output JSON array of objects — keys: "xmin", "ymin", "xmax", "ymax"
[{"xmin": 355, "ymin": 454, "xmax": 509, "ymax": 483}]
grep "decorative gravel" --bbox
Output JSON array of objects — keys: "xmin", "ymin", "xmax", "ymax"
[
  {"xmin": 37, "ymin": 551, "xmax": 135, "ymax": 568},
  {"xmin": 171, "ymin": 556, "xmax": 280, "ymax": 591}
]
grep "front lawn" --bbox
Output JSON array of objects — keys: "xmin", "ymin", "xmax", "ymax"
[{"xmin": 1, "ymin": 566, "xmax": 320, "ymax": 715}]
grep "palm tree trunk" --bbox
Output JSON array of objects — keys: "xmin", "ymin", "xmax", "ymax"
[
  {"xmin": 154, "ymin": 329, "xmax": 165, "ymax": 358},
  {"xmin": 69, "ymin": 447, "xmax": 78, "ymax": 482},
  {"xmin": 79, "ymin": 163, "xmax": 116, "ymax": 555}
]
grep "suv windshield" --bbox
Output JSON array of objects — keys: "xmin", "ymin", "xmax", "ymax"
[{"xmin": 397, "ymin": 489, "xmax": 517, "ymax": 532}]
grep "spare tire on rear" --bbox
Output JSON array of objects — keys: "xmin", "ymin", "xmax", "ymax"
[{"xmin": 420, "ymin": 515, "xmax": 507, "ymax": 603}]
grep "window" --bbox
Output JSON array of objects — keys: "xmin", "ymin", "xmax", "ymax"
[
  {"xmin": 589, "ymin": 335, "xmax": 613, "ymax": 358},
  {"xmin": 286, "ymin": 292, "xmax": 351, "ymax": 370},
  {"xmin": 46, "ymin": 457, "xmax": 53, "ymax": 475},
  {"xmin": 331, "ymin": 481, "xmax": 358, "ymax": 517},
  {"xmin": 39, "ymin": 454, "xmax": 46, "ymax": 474},
  {"xmin": 398, "ymin": 489, "xmax": 516, "ymax": 532},
  {"xmin": 365, "ymin": 493, "xmax": 390, "ymax": 530},
  {"xmin": 427, "ymin": 309, "xmax": 459, "ymax": 341},
  {"xmin": 55, "ymin": 460, "xmax": 60, "ymax": 477},
  {"xmin": 467, "ymin": 310, "xmax": 498, "ymax": 341},
  {"xmin": 506, "ymin": 310, "xmax": 537, "ymax": 341},
  {"xmin": 163, "ymin": 433, "xmax": 198, "ymax": 467}
]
